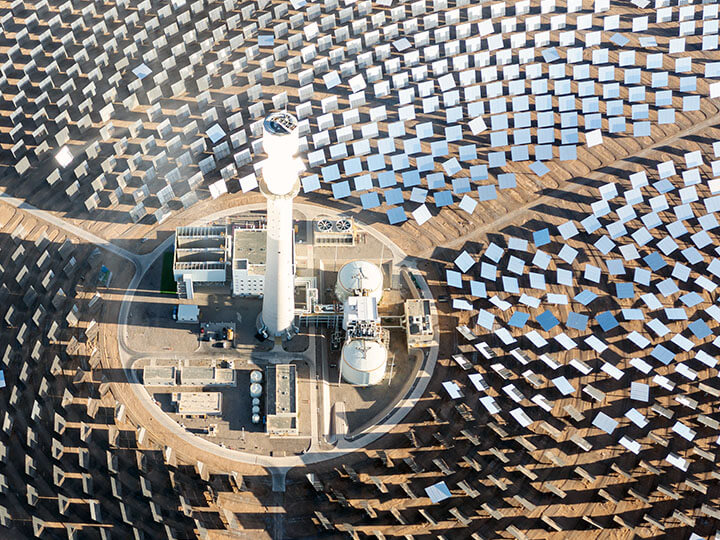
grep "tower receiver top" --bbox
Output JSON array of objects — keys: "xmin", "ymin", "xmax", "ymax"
[
  {"xmin": 262, "ymin": 111, "xmax": 301, "ymax": 195},
  {"xmin": 264, "ymin": 112, "xmax": 298, "ymax": 136}
]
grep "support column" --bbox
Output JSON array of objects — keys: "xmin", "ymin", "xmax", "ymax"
[{"xmin": 257, "ymin": 112, "xmax": 302, "ymax": 339}]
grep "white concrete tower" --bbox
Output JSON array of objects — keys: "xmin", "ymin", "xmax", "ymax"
[{"xmin": 257, "ymin": 112, "xmax": 302, "ymax": 339}]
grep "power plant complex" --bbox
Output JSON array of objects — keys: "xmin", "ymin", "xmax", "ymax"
[
  {"xmin": 5, "ymin": 1, "xmax": 719, "ymax": 536},
  {"xmin": 169, "ymin": 114, "xmax": 408, "ymax": 394},
  {"xmin": 152, "ymin": 112, "xmax": 435, "ymax": 456}
]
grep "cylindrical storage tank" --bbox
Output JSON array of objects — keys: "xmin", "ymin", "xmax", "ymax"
[
  {"xmin": 252, "ymin": 398, "xmax": 260, "ymax": 407},
  {"xmin": 252, "ymin": 414, "xmax": 261, "ymax": 424},
  {"xmin": 335, "ymin": 260, "xmax": 384, "ymax": 303},
  {"xmin": 250, "ymin": 370, "xmax": 263, "ymax": 383},
  {"xmin": 340, "ymin": 339, "xmax": 388, "ymax": 386},
  {"xmin": 250, "ymin": 383, "xmax": 262, "ymax": 398},
  {"xmin": 252, "ymin": 405, "xmax": 260, "ymax": 415}
]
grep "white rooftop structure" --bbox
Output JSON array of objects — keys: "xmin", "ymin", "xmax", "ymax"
[
  {"xmin": 343, "ymin": 295, "xmax": 379, "ymax": 330},
  {"xmin": 340, "ymin": 339, "xmax": 387, "ymax": 386},
  {"xmin": 335, "ymin": 260, "xmax": 384, "ymax": 303},
  {"xmin": 177, "ymin": 305, "xmax": 199, "ymax": 323},
  {"xmin": 173, "ymin": 392, "xmax": 222, "ymax": 416},
  {"xmin": 143, "ymin": 366, "xmax": 176, "ymax": 386}
]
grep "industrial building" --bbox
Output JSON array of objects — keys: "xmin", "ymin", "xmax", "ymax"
[
  {"xmin": 336, "ymin": 260, "xmax": 389, "ymax": 387},
  {"xmin": 403, "ymin": 299, "xmax": 435, "ymax": 349},
  {"xmin": 343, "ymin": 295, "xmax": 379, "ymax": 330},
  {"xmin": 180, "ymin": 367, "xmax": 236, "ymax": 387},
  {"xmin": 173, "ymin": 392, "xmax": 222, "ymax": 417},
  {"xmin": 143, "ymin": 366, "xmax": 176, "ymax": 386},
  {"xmin": 313, "ymin": 216, "xmax": 356, "ymax": 245},
  {"xmin": 265, "ymin": 364, "xmax": 298, "ymax": 436},
  {"xmin": 176, "ymin": 304, "xmax": 200, "ymax": 322},
  {"xmin": 231, "ymin": 225, "xmax": 266, "ymax": 296},
  {"xmin": 173, "ymin": 226, "xmax": 230, "ymax": 284}
]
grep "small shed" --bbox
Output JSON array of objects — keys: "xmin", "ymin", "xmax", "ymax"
[{"xmin": 177, "ymin": 304, "xmax": 200, "ymax": 322}]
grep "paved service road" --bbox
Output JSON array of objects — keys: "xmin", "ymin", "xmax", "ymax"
[{"xmin": 0, "ymin": 192, "xmax": 142, "ymax": 264}]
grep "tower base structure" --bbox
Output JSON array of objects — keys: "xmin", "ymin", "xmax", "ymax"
[
  {"xmin": 256, "ymin": 171, "xmax": 301, "ymax": 339},
  {"xmin": 256, "ymin": 312, "xmax": 298, "ymax": 342}
]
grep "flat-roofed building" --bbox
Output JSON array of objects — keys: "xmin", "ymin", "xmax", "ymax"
[
  {"xmin": 177, "ymin": 304, "xmax": 200, "ymax": 322},
  {"xmin": 343, "ymin": 295, "xmax": 379, "ymax": 330},
  {"xmin": 173, "ymin": 392, "xmax": 222, "ymax": 416},
  {"xmin": 180, "ymin": 367, "xmax": 236, "ymax": 387},
  {"xmin": 232, "ymin": 224, "xmax": 266, "ymax": 296},
  {"xmin": 404, "ymin": 299, "xmax": 435, "ymax": 349},
  {"xmin": 266, "ymin": 364, "xmax": 298, "ymax": 436},
  {"xmin": 143, "ymin": 366, "xmax": 176, "ymax": 386},
  {"xmin": 173, "ymin": 225, "xmax": 229, "ymax": 283},
  {"xmin": 212, "ymin": 368, "xmax": 236, "ymax": 386}
]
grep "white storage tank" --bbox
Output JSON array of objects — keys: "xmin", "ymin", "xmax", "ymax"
[
  {"xmin": 250, "ymin": 370, "xmax": 263, "ymax": 383},
  {"xmin": 252, "ymin": 414, "xmax": 261, "ymax": 424},
  {"xmin": 340, "ymin": 339, "xmax": 388, "ymax": 386},
  {"xmin": 250, "ymin": 382, "xmax": 262, "ymax": 398},
  {"xmin": 252, "ymin": 397, "xmax": 260, "ymax": 407},
  {"xmin": 252, "ymin": 405, "xmax": 260, "ymax": 415},
  {"xmin": 335, "ymin": 260, "xmax": 383, "ymax": 303}
]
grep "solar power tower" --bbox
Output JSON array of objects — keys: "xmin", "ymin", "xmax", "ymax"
[{"xmin": 257, "ymin": 112, "xmax": 302, "ymax": 340}]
